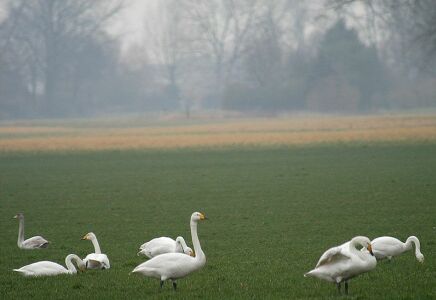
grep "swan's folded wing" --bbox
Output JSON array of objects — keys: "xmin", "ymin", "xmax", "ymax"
[
  {"xmin": 140, "ymin": 253, "xmax": 194, "ymax": 269},
  {"xmin": 84, "ymin": 253, "xmax": 110, "ymax": 269},
  {"xmin": 150, "ymin": 245, "xmax": 175, "ymax": 256},
  {"xmin": 22, "ymin": 236, "xmax": 49, "ymax": 248},
  {"xmin": 86, "ymin": 253, "xmax": 107, "ymax": 262},
  {"xmin": 14, "ymin": 261, "xmax": 65, "ymax": 276},
  {"xmin": 316, "ymin": 246, "xmax": 351, "ymax": 268},
  {"xmin": 88, "ymin": 259, "xmax": 110, "ymax": 269},
  {"xmin": 374, "ymin": 238, "xmax": 403, "ymax": 249}
]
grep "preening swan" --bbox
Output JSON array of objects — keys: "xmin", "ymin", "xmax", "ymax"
[
  {"xmin": 81, "ymin": 232, "xmax": 110, "ymax": 269},
  {"xmin": 13, "ymin": 254, "xmax": 85, "ymax": 277},
  {"xmin": 138, "ymin": 236, "xmax": 194, "ymax": 258},
  {"xmin": 14, "ymin": 213, "xmax": 49, "ymax": 249},
  {"xmin": 305, "ymin": 236, "xmax": 376, "ymax": 295},
  {"xmin": 369, "ymin": 236, "xmax": 424, "ymax": 262},
  {"xmin": 132, "ymin": 212, "xmax": 207, "ymax": 290}
]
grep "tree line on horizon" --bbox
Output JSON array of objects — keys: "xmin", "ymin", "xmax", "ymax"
[{"xmin": 0, "ymin": 0, "xmax": 435, "ymax": 119}]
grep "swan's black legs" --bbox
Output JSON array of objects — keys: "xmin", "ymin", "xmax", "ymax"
[
  {"xmin": 160, "ymin": 280, "xmax": 164, "ymax": 289},
  {"xmin": 345, "ymin": 281, "xmax": 349, "ymax": 295},
  {"xmin": 172, "ymin": 281, "xmax": 177, "ymax": 291},
  {"xmin": 336, "ymin": 283, "xmax": 341, "ymax": 294}
]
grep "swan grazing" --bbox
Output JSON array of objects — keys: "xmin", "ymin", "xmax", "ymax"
[
  {"xmin": 132, "ymin": 212, "xmax": 207, "ymax": 290},
  {"xmin": 305, "ymin": 236, "xmax": 376, "ymax": 295},
  {"xmin": 370, "ymin": 236, "xmax": 424, "ymax": 262},
  {"xmin": 13, "ymin": 254, "xmax": 85, "ymax": 277},
  {"xmin": 138, "ymin": 236, "xmax": 194, "ymax": 258},
  {"xmin": 81, "ymin": 232, "xmax": 110, "ymax": 269},
  {"xmin": 14, "ymin": 213, "xmax": 49, "ymax": 249}
]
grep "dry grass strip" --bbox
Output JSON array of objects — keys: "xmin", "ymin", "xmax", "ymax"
[{"xmin": 1, "ymin": 114, "xmax": 436, "ymax": 152}]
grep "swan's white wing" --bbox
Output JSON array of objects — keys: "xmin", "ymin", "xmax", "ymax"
[
  {"xmin": 372, "ymin": 237, "xmax": 402, "ymax": 248},
  {"xmin": 150, "ymin": 245, "xmax": 177, "ymax": 257},
  {"xmin": 84, "ymin": 253, "xmax": 110, "ymax": 269},
  {"xmin": 371, "ymin": 237, "xmax": 404, "ymax": 258},
  {"xmin": 316, "ymin": 245, "xmax": 351, "ymax": 268},
  {"xmin": 139, "ymin": 237, "xmax": 177, "ymax": 257},
  {"xmin": 13, "ymin": 261, "xmax": 67, "ymax": 276},
  {"xmin": 132, "ymin": 253, "xmax": 197, "ymax": 279},
  {"xmin": 22, "ymin": 236, "xmax": 49, "ymax": 248},
  {"xmin": 139, "ymin": 237, "xmax": 175, "ymax": 250}
]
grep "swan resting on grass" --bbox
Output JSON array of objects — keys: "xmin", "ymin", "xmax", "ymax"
[
  {"xmin": 367, "ymin": 236, "xmax": 424, "ymax": 262},
  {"xmin": 14, "ymin": 213, "xmax": 49, "ymax": 249},
  {"xmin": 81, "ymin": 232, "xmax": 110, "ymax": 269},
  {"xmin": 13, "ymin": 254, "xmax": 85, "ymax": 277},
  {"xmin": 138, "ymin": 236, "xmax": 194, "ymax": 258},
  {"xmin": 305, "ymin": 236, "xmax": 376, "ymax": 295},
  {"xmin": 132, "ymin": 212, "xmax": 207, "ymax": 290}
]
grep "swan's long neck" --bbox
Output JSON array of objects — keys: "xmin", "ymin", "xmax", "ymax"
[
  {"xmin": 90, "ymin": 236, "xmax": 102, "ymax": 254},
  {"xmin": 176, "ymin": 238, "xmax": 188, "ymax": 252},
  {"xmin": 405, "ymin": 236, "xmax": 422, "ymax": 257},
  {"xmin": 65, "ymin": 254, "xmax": 79, "ymax": 274},
  {"xmin": 349, "ymin": 237, "xmax": 371, "ymax": 261},
  {"xmin": 17, "ymin": 218, "xmax": 24, "ymax": 247},
  {"xmin": 349, "ymin": 239, "xmax": 365, "ymax": 259},
  {"xmin": 190, "ymin": 220, "xmax": 205, "ymax": 264}
]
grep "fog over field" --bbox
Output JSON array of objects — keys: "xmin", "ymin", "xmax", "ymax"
[{"xmin": 0, "ymin": 0, "xmax": 435, "ymax": 119}]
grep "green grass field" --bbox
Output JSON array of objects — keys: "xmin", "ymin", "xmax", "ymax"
[{"xmin": 1, "ymin": 143, "xmax": 435, "ymax": 299}]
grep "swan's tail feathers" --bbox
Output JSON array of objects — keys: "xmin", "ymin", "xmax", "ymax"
[
  {"xmin": 39, "ymin": 242, "xmax": 49, "ymax": 248},
  {"xmin": 13, "ymin": 269, "xmax": 27, "ymax": 276},
  {"xmin": 304, "ymin": 270, "xmax": 314, "ymax": 278}
]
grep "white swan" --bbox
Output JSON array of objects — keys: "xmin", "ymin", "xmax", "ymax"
[
  {"xmin": 369, "ymin": 236, "xmax": 424, "ymax": 262},
  {"xmin": 132, "ymin": 212, "xmax": 207, "ymax": 290},
  {"xmin": 14, "ymin": 213, "xmax": 49, "ymax": 249},
  {"xmin": 13, "ymin": 254, "xmax": 85, "ymax": 277},
  {"xmin": 137, "ymin": 236, "xmax": 194, "ymax": 258},
  {"xmin": 305, "ymin": 236, "xmax": 377, "ymax": 295},
  {"xmin": 81, "ymin": 232, "xmax": 110, "ymax": 269}
]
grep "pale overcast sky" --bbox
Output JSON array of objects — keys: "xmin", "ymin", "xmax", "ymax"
[{"xmin": 109, "ymin": 0, "xmax": 156, "ymax": 54}]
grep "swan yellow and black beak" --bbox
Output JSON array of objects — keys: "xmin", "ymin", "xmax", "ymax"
[
  {"xmin": 190, "ymin": 250, "xmax": 195, "ymax": 257},
  {"xmin": 81, "ymin": 234, "xmax": 89, "ymax": 240},
  {"xmin": 367, "ymin": 243, "xmax": 374, "ymax": 256},
  {"xmin": 200, "ymin": 213, "xmax": 208, "ymax": 220}
]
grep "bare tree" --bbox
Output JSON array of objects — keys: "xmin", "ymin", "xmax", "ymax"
[
  {"xmin": 2, "ymin": 0, "xmax": 123, "ymax": 116},
  {"xmin": 326, "ymin": 0, "xmax": 436, "ymax": 70},
  {"xmin": 180, "ymin": 0, "xmax": 261, "ymax": 106},
  {"xmin": 144, "ymin": 0, "xmax": 190, "ymax": 115}
]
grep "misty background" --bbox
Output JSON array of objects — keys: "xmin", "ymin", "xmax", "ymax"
[{"xmin": 0, "ymin": 0, "xmax": 435, "ymax": 120}]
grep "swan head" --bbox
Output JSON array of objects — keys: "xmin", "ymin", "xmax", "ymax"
[
  {"xmin": 191, "ymin": 212, "xmax": 207, "ymax": 222},
  {"xmin": 81, "ymin": 232, "xmax": 96, "ymax": 240},
  {"xmin": 416, "ymin": 253, "xmax": 424, "ymax": 263},
  {"xmin": 186, "ymin": 247, "xmax": 195, "ymax": 257},
  {"xmin": 77, "ymin": 260, "xmax": 86, "ymax": 272},
  {"xmin": 13, "ymin": 213, "xmax": 24, "ymax": 219},
  {"xmin": 175, "ymin": 236, "xmax": 194, "ymax": 256}
]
